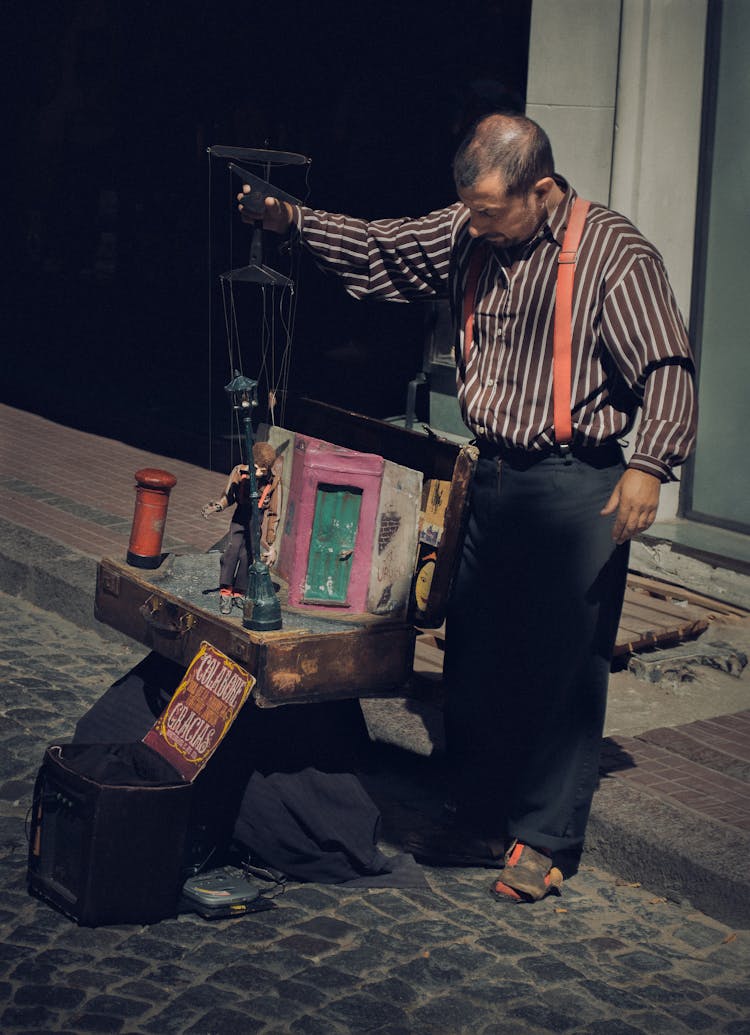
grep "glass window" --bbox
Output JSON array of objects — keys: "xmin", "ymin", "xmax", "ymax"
[{"xmin": 687, "ymin": 0, "xmax": 750, "ymax": 532}]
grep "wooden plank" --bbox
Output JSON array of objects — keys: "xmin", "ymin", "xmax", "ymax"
[
  {"xmin": 620, "ymin": 591, "xmax": 711, "ymax": 624},
  {"xmin": 619, "ymin": 600, "xmax": 708, "ymax": 640},
  {"xmin": 626, "ymin": 573, "xmax": 748, "ymax": 617},
  {"xmin": 411, "ymin": 583, "xmax": 714, "ymax": 670},
  {"xmin": 614, "ymin": 622, "xmax": 705, "ymax": 656},
  {"xmin": 619, "ymin": 603, "xmax": 678, "ymax": 634},
  {"xmin": 613, "ymin": 579, "xmax": 714, "ymax": 656},
  {"xmin": 616, "ymin": 621, "xmax": 655, "ymax": 644}
]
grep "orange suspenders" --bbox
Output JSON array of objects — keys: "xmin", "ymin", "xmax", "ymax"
[
  {"xmin": 462, "ymin": 196, "xmax": 591, "ymax": 446},
  {"xmin": 553, "ymin": 197, "xmax": 590, "ymax": 444}
]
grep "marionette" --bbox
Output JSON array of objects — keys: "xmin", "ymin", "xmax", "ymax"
[{"xmin": 202, "ymin": 441, "xmax": 281, "ymax": 614}]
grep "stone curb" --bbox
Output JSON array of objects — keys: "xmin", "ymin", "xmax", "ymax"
[
  {"xmin": 586, "ymin": 777, "xmax": 750, "ymax": 928},
  {"xmin": 0, "ymin": 521, "xmax": 131, "ymax": 647}
]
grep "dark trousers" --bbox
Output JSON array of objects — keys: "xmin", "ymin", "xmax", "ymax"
[
  {"xmin": 443, "ymin": 446, "xmax": 629, "ymax": 862},
  {"xmin": 220, "ymin": 521, "xmax": 251, "ymax": 593}
]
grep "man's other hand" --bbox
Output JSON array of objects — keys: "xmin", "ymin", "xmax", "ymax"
[
  {"xmin": 600, "ymin": 468, "xmax": 661, "ymax": 544},
  {"xmin": 237, "ymin": 188, "xmax": 293, "ymax": 233}
]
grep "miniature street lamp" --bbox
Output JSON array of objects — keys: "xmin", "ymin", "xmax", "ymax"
[{"xmin": 224, "ymin": 372, "xmax": 282, "ymax": 631}]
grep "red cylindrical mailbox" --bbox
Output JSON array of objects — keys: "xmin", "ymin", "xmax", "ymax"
[{"xmin": 127, "ymin": 468, "xmax": 177, "ymax": 569}]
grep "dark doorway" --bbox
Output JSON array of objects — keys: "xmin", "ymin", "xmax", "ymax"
[{"xmin": 5, "ymin": 0, "xmax": 531, "ymax": 468}]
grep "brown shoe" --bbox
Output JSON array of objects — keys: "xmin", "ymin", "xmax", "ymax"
[{"xmin": 490, "ymin": 840, "xmax": 564, "ymax": 903}]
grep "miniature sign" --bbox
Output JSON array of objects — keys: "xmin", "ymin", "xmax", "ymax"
[{"xmin": 143, "ymin": 642, "xmax": 255, "ymax": 782}]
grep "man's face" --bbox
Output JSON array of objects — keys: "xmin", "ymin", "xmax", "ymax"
[{"xmin": 457, "ymin": 172, "xmax": 546, "ymax": 248}]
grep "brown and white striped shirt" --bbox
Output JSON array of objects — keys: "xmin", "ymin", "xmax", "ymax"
[{"xmin": 294, "ymin": 182, "xmax": 697, "ymax": 480}]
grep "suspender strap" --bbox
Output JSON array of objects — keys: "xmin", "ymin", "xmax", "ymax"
[
  {"xmin": 462, "ymin": 243, "xmax": 487, "ymax": 364},
  {"xmin": 553, "ymin": 197, "xmax": 590, "ymax": 444}
]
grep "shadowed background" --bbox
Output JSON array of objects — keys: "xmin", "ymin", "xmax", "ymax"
[{"xmin": 5, "ymin": 0, "xmax": 530, "ymax": 467}]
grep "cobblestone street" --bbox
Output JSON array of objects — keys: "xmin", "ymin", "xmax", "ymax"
[{"xmin": 1, "ymin": 591, "xmax": 749, "ymax": 1034}]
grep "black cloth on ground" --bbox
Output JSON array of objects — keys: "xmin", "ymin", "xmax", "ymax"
[
  {"xmin": 232, "ymin": 767, "xmax": 425, "ymax": 885},
  {"xmin": 71, "ymin": 652, "xmax": 426, "ymax": 887}
]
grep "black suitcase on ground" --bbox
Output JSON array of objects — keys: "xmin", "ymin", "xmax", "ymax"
[{"xmin": 27, "ymin": 741, "xmax": 192, "ymax": 926}]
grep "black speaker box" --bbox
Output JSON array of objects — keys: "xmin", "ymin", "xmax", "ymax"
[{"xmin": 27, "ymin": 742, "xmax": 192, "ymax": 926}]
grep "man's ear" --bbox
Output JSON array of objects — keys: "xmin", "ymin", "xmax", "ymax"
[{"xmin": 533, "ymin": 176, "xmax": 556, "ymax": 202}]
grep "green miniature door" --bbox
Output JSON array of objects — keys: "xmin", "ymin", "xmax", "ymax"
[{"xmin": 304, "ymin": 484, "xmax": 362, "ymax": 604}]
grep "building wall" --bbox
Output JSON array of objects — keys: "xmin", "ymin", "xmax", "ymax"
[
  {"xmin": 525, "ymin": 0, "xmax": 707, "ymax": 520},
  {"xmin": 526, "ymin": 0, "xmax": 621, "ymax": 205}
]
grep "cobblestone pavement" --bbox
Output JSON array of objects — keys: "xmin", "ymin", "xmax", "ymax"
[{"xmin": 1, "ymin": 592, "xmax": 749, "ymax": 1035}]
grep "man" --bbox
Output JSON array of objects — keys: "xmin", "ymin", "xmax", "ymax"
[{"xmin": 239, "ymin": 113, "xmax": 697, "ymax": 901}]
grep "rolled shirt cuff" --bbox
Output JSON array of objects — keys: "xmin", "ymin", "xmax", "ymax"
[{"xmin": 627, "ymin": 453, "xmax": 675, "ymax": 483}]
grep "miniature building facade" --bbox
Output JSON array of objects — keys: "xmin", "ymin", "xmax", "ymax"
[{"xmin": 271, "ymin": 430, "xmax": 422, "ymax": 617}]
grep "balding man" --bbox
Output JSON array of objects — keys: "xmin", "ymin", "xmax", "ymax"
[{"xmin": 239, "ymin": 113, "xmax": 696, "ymax": 902}]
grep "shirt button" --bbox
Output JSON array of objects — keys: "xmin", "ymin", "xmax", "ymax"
[{"xmin": 486, "ymin": 379, "xmax": 495, "ymax": 386}]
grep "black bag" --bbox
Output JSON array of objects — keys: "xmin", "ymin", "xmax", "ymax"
[{"xmin": 27, "ymin": 742, "xmax": 192, "ymax": 926}]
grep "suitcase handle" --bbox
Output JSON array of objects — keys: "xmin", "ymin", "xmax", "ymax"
[{"xmin": 140, "ymin": 595, "xmax": 196, "ymax": 639}]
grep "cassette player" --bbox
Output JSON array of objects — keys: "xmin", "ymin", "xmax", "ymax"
[{"xmin": 180, "ymin": 866, "xmax": 277, "ymax": 920}]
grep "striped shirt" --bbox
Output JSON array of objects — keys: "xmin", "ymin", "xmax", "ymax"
[{"xmin": 294, "ymin": 182, "xmax": 697, "ymax": 480}]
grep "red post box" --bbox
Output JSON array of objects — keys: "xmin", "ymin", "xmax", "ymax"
[{"xmin": 127, "ymin": 468, "xmax": 177, "ymax": 569}]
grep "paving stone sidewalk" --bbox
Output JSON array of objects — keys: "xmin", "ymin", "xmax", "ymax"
[{"xmin": 1, "ymin": 593, "xmax": 749, "ymax": 1035}]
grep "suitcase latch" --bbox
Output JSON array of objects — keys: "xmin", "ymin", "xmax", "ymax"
[{"xmin": 139, "ymin": 595, "xmax": 196, "ymax": 639}]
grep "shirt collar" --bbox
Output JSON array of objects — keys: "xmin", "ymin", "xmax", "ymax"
[
  {"xmin": 545, "ymin": 175, "xmax": 577, "ymax": 247},
  {"xmin": 500, "ymin": 175, "xmax": 575, "ymax": 259}
]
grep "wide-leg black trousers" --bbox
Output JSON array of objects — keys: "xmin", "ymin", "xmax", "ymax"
[{"xmin": 443, "ymin": 446, "xmax": 629, "ymax": 859}]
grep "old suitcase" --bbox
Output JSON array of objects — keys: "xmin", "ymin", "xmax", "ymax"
[{"xmin": 94, "ymin": 398, "xmax": 477, "ymax": 706}]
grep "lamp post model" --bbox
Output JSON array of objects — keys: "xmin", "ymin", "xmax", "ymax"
[{"xmin": 224, "ymin": 372, "xmax": 282, "ymax": 632}]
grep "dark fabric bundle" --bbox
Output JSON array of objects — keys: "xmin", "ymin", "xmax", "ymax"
[
  {"xmin": 72, "ymin": 653, "xmax": 426, "ymax": 888},
  {"xmin": 233, "ymin": 767, "xmax": 392, "ymax": 883},
  {"xmin": 63, "ymin": 741, "xmax": 183, "ymax": 786}
]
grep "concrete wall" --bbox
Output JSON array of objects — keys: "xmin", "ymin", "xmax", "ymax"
[
  {"xmin": 526, "ymin": 0, "xmax": 621, "ymax": 204},
  {"xmin": 609, "ymin": 0, "xmax": 707, "ymax": 314},
  {"xmin": 525, "ymin": 0, "xmax": 707, "ymax": 520}
]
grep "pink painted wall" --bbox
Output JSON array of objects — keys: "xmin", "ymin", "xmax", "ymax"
[{"xmin": 279, "ymin": 434, "xmax": 384, "ymax": 611}]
